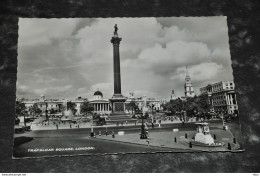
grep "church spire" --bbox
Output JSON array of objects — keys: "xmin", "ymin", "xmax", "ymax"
[
  {"xmin": 186, "ymin": 65, "xmax": 189, "ymax": 77},
  {"xmin": 184, "ymin": 65, "xmax": 195, "ymax": 97}
]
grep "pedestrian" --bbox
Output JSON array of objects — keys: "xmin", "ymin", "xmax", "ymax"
[
  {"xmin": 152, "ymin": 122, "xmax": 154, "ymax": 128},
  {"xmin": 112, "ymin": 131, "xmax": 115, "ymax": 138},
  {"xmin": 70, "ymin": 124, "xmax": 72, "ymax": 128},
  {"xmin": 56, "ymin": 124, "xmax": 58, "ymax": 130}
]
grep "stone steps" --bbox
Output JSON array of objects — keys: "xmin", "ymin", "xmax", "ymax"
[{"xmin": 107, "ymin": 113, "xmax": 137, "ymax": 122}]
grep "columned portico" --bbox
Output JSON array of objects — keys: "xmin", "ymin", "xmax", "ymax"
[
  {"xmin": 90, "ymin": 90, "xmax": 110, "ymax": 114},
  {"xmin": 92, "ymin": 102, "xmax": 110, "ymax": 113}
]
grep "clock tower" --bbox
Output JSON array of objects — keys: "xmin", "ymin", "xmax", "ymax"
[{"xmin": 184, "ymin": 65, "xmax": 195, "ymax": 97}]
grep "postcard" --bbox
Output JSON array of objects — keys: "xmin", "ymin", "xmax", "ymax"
[{"xmin": 13, "ymin": 17, "xmax": 243, "ymax": 158}]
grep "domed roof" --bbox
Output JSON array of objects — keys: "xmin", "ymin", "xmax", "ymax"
[{"xmin": 94, "ymin": 90, "xmax": 103, "ymax": 96}]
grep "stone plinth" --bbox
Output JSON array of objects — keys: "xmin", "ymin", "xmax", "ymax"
[{"xmin": 109, "ymin": 95, "xmax": 127, "ymax": 113}]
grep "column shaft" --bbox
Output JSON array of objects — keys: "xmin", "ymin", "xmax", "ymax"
[{"xmin": 113, "ymin": 45, "xmax": 121, "ymax": 94}]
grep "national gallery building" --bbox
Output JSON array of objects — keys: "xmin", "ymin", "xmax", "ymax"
[{"xmin": 17, "ymin": 90, "xmax": 163, "ymax": 116}]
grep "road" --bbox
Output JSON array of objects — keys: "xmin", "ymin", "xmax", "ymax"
[
  {"xmin": 15, "ymin": 120, "xmax": 223, "ymax": 138},
  {"xmin": 13, "ymin": 119, "xmax": 243, "ymax": 158}
]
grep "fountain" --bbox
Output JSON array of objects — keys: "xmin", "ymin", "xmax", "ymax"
[
  {"xmin": 194, "ymin": 123, "xmax": 214, "ymax": 145},
  {"xmin": 194, "ymin": 122, "xmax": 223, "ymax": 146}
]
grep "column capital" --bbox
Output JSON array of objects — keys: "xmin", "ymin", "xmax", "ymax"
[{"xmin": 111, "ymin": 37, "xmax": 122, "ymax": 46}]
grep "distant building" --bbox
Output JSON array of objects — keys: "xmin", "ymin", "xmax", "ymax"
[
  {"xmin": 89, "ymin": 90, "xmax": 110, "ymax": 114},
  {"xmin": 125, "ymin": 93, "xmax": 162, "ymax": 113},
  {"xmin": 170, "ymin": 90, "xmax": 177, "ymax": 100},
  {"xmin": 17, "ymin": 91, "xmax": 165, "ymax": 116},
  {"xmin": 18, "ymin": 96, "xmax": 65, "ymax": 116},
  {"xmin": 184, "ymin": 66, "xmax": 195, "ymax": 97},
  {"xmin": 200, "ymin": 81, "xmax": 238, "ymax": 114}
]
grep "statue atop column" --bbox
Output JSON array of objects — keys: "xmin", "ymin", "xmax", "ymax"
[
  {"xmin": 114, "ymin": 24, "xmax": 118, "ymax": 33},
  {"xmin": 114, "ymin": 24, "xmax": 118, "ymax": 35}
]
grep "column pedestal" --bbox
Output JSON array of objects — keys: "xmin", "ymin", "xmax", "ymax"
[{"xmin": 109, "ymin": 94, "xmax": 127, "ymax": 114}]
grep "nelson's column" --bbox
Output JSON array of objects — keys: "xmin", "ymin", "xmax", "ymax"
[{"xmin": 109, "ymin": 24, "xmax": 127, "ymax": 114}]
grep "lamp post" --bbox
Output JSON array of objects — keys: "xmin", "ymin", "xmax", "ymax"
[
  {"xmin": 45, "ymin": 102, "xmax": 48, "ymax": 121},
  {"xmin": 140, "ymin": 115, "xmax": 147, "ymax": 139},
  {"xmin": 90, "ymin": 113, "xmax": 94, "ymax": 137}
]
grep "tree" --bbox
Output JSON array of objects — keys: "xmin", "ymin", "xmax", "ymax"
[
  {"xmin": 181, "ymin": 95, "xmax": 211, "ymax": 119},
  {"xmin": 80, "ymin": 100, "xmax": 94, "ymax": 115},
  {"xmin": 151, "ymin": 104, "xmax": 155, "ymax": 114},
  {"xmin": 93, "ymin": 113, "xmax": 106, "ymax": 126},
  {"xmin": 50, "ymin": 108, "xmax": 56, "ymax": 115},
  {"xmin": 58, "ymin": 104, "xmax": 65, "ymax": 112},
  {"xmin": 197, "ymin": 94, "xmax": 211, "ymax": 113},
  {"xmin": 28, "ymin": 103, "xmax": 42, "ymax": 118},
  {"xmin": 16, "ymin": 101, "xmax": 26, "ymax": 117},
  {"xmin": 160, "ymin": 103, "xmax": 167, "ymax": 111},
  {"xmin": 165, "ymin": 98, "xmax": 184, "ymax": 115},
  {"xmin": 59, "ymin": 104, "xmax": 66, "ymax": 115},
  {"xmin": 126, "ymin": 100, "xmax": 138, "ymax": 113},
  {"xmin": 15, "ymin": 101, "xmax": 26, "ymax": 126},
  {"xmin": 144, "ymin": 112, "xmax": 149, "ymax": 119},
  {"xmin": 67, "ymin": 101, "xmax": 77, "ymax": 115}
]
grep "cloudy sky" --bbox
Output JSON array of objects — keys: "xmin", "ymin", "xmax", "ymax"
[{"xmin": 17, "ymin": 17, "xmax": 233, "ymax": 100}]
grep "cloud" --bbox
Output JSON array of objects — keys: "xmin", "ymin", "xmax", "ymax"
[
  {"xmin": 34, "ymin": 85, "xmax": 73, "ymax": 97},
  {"xmin": 137, "ymin": 41, "xmax": 211, "ymax": 75},
  {"xmin": 16, "ymin": 82, "xmax": 30, "ymax": 95},
  {"xmin": 171, "ymin": 63, "xmax": 224, "ymax": 82},
  {"xmin": 132, "ymin": 90, "xmax": 158, "ymax": 99},
  {"xmin": 162, "ymin": 25, "xmax": 193, "ymax": 43},
  {"xmin": 90, "ymin": 83, "xmax": 113, "ymax": 91},
  {"xmin": 17, "ymin": 17, "xmax": 233, "ymax": 99},
  {"xmin": 18, "ymin": 18, "xmax": 80, "ymax": 47}
]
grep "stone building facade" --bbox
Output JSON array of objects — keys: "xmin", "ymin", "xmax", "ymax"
[
  {"xmin": 17, "ymin": 91, "xmax": 164, "ymax": 116},
  {"xmin": 200, "ymin": 81, "xmax": 238, "ymax": 114}
]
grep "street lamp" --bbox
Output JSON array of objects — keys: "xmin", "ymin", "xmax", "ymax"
[
  {"xmin": 45, "ymin": 102, "xmax": 48, "ymax": 121},
  {"xmin": 140, "ymin": 115, "xmax": 147, "ymax": 139},
  {"xmin": 90, "ymin": 113, "xmax": 94, "ymax": 137}
]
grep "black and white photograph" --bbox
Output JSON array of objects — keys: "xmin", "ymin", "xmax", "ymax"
[{"xmin": 13, "ymin": 17, "xmax": 244, "ymax": 158}]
